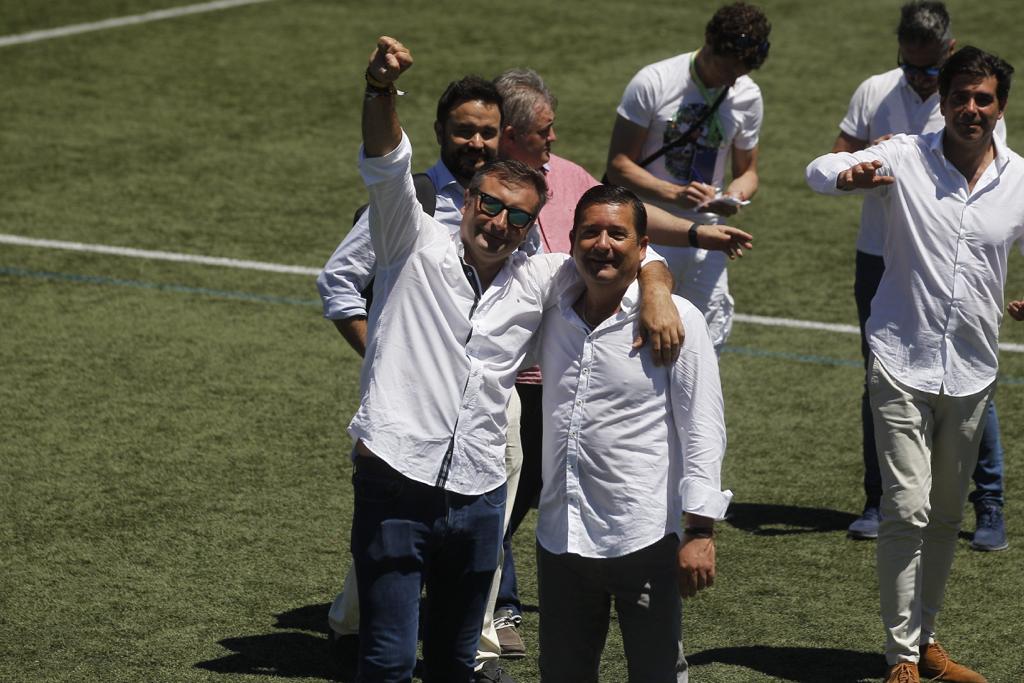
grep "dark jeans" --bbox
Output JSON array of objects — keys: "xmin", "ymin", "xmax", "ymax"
[
  {"xmin": 350, "ymin": 455, "xmax": 506, "ymax": 683},
  {"xmin": 496, "ymin": 382, "xmax": 544, "ymax": 616},
  {"xmin": 536, "ymin": 536, "xmax": 688, "ymax": 683},
  {"xmin": 855, "ymin": 250, "xmax": 1004, "ymax": 508}
]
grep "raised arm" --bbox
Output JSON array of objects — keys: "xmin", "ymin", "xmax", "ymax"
[{"xmin": 363, "ymin": 36, "xmax": 413, "ymax": 157}]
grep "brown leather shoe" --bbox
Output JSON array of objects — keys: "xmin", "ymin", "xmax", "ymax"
[
  {"xmin": 917, "ymin": 642, "xmax": 987, "ymax": 682},
  {"xmin": 886, "ymin": 662, "xmax": 920, "ymax": 683}
]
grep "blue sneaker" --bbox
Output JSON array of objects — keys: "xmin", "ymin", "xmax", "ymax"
[
  {"xmin": 971, "ymin": 504, "xmax": 1009, "ymax": 551},
  {"xmin": 847, "ymin": 505, "xmax": 880, "ymax": 540}
]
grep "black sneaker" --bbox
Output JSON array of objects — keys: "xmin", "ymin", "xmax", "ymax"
[
  {"xmin": 493, "ymin": 607, "xmax": 526, "ymax": 659},
  {"xmin": 475, "ymin": 658, "xmax": 516, "ymax": 683}
]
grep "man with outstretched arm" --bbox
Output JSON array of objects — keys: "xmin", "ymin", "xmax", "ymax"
[
  {"xmin": 349, "ymin": 36, "xmax": 680, "ymax": 683},
  {"xmin": 807, "ymin": 46, "xmax": 1024, "ymax": 683},
  {"xmin": 828, "ymin": 0, "xmax": 1009, "ymax": 549}
]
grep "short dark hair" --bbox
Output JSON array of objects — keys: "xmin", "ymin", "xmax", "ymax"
[
  {"xmin": 939, "ymin": 45, "xmax": 1014, "ymax": 105},
  {"xmin": 436, "ymin": 76, "xmax": 503, "ymax": 128},
  {"xmin": 897, "ymin": 1, "xmax": 952, "ymax": 47},
  {"xmin": 705, "ymin": 2, "xmax": 771, "ymax": 69},
  {"xmin": 493, "ymin": 68, "xmax": 557, "ymax": 135},
  {"xmin": 572, "ymin": 185, "xmax": 648, "ymax": 240},
  {"xmin": 468, "ymin": 159, "xmax": 549, "ymax": 214}
]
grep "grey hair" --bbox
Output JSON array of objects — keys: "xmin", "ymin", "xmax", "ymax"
[
  {"xmin": 897, "ymin": 1, "xmax": 953, "ymax": 47},
  {"xmin": 493, "ymin": 68, "xmax": 557, "ymax": 134}
]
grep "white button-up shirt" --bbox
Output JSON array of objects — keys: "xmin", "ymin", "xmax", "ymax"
[
  {"xmin": 837, "ymin": 69, "xmax": 1007, "ymax": 256},
  {"xmin": 316, "ymin": 158, "xmax": 466, "ymax": 320},
  {"xmin": 534, "ymin": 281, "xmax": 732, "ymax": 558},
  {"xmin": 806, "ymin": 131, "xmax": 1024, "ymax": 396},
  {"xmin": 350, "ymin": 132, "xmax": 583, "ymax": 495}
]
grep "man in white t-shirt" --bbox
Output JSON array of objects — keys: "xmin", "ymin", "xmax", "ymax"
[
  {"xmin": 831, "ymin": 1, "xmax": 1008, "ymax": 551},
  {"xmin": 606, "ymin": 1, "xmax": 770, "ymax": 351}
]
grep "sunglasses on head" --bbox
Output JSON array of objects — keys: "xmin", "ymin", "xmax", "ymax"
[
  {"xmin": 724, "ymin": 32, "xmax": 770, "ymax": 69},
  {"xmin": 897, "ymin": 50, "xmax": 943, "ymax": 78},
  {"xmin": 474, "ymin": 191, "xmax": 536, "ymax": 230}
]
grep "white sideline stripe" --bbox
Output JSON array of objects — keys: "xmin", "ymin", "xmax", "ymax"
[
  {"xmin": 0, "ymin": 0, "xmax": 276, "ymax": 48},
  {"xmin": 734, "ymin": 313, "xmax": 1024, "ymax": 353},
  {"xmin": 0, "ymin": 234, "xmax": 319, "ymax": 276},
  {"xmin": 3, "ymin": 232, "xmax": 1023, "ymax": 353}
]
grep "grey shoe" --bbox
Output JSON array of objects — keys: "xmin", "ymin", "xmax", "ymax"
[
  {"xmin": 475, "ymin": 658, "xmax": 517, "ymax": 683},
  {"xmin": 493, "ymin": 607, "xmax": 526, "ymax": 659},
  {"xmin": 971, "ymin": 503, "xmax": 1009, "ymax": 551},
  {"xmin": 847, "ymin": 505, "xmax": 881, "ymax": 540}
]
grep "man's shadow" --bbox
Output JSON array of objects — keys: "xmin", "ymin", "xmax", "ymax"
[
  {"xmin": 725, "ymin": 502, "xmax": 859, "ymax": 536},
  {"xmin": 194, "ymin": 603, "xmax": 345, "ymax": 681},
  {"xmin": 689, "ymin": 645, "xmax": 885, "ymax": 682}
]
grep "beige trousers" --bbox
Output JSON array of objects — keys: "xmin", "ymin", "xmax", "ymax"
[{"xmin": 868, "ymin": 355, "xmax": 992, "ymax": 665}]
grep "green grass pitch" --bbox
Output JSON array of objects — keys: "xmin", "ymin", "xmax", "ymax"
[{"xmin": 2, "ymin": 1, "xmax": 1023, "ymax": 681}]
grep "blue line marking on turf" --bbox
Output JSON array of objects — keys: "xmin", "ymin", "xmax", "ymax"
[
  {"xmin": 0, "ymin": 266, "xmax": 319, "ymax": 307},
  {"xmin": 3, "ymin": 265, "xmax": 1022, "ymax": 385}
]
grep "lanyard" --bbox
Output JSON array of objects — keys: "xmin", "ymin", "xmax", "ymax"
[{"xmin": 689, "ymin": 50, "xmax": 725, "ymax": 148}]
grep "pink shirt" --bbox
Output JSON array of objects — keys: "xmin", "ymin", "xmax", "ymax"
[{"xmin": 518, "ymin": 154, "xmax": 600, "ymax": 384}]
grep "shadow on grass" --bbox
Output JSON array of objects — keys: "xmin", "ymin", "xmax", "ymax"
[
  {"xmin": 725, "ymin": 502, "xmax": 859, "ymax": 536},
  {"xmin": 195, "ymin": 602, "xmax": 348, "ymax": 682},
  {"xmin": 689, "ymin": 645, "xmax": 885, "ymax": 682}
]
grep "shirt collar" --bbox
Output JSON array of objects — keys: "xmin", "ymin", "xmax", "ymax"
[
  {"xmin": 427, "ymin": 159, "xmax": 464, "ymax": 193},
  {"xmin": 558, "ymin": 279, "xmax": 641, "ymax": 331},
  {"xmin": 931, "ymin": 128, "xmax": 1011, "ymax": 174}
]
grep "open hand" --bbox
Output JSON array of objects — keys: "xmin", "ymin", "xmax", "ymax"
[
  {"xmin": 677, "ymin": 536, "xmax": 716, "ymax": 598},
  {"xmin": 837, "ymin": 160, "xmax": 894, "ymax": 191},
  {"xmin": 697, "ymin": 225, "xmax": 753, "ymax": 259}
]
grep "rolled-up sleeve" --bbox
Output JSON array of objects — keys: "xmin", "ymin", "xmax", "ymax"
[
  {"xmin": 315, "ymin": 214, "xmax": 375, "ymax": 320},
  {"xmin": 672, "ymin": 304, "xmax": 732, "ymax": 520}
]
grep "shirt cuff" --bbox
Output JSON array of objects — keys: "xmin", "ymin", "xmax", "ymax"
[
  {"xmin": 358, "ymin": 131, "xmax": 412, "ymax": 187},
  {"xmin": 321, "ymin": 295, "xmax": 368, "ymax": 320},
  {"xmin": 679, "ymin": 478, "xmax": 733, "ymax": 521}
]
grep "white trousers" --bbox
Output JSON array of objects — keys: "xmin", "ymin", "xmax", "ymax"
[
  {"xmin": 657, "ymin": 245, "xmax": 733, "ymax": 353},
  {"xmin": 329, "ymin": 388, "xmax": 525, "ymax": 664},
  {"xmin": 868, "ymin": 355, "xmax": 992, "ymax": 664}
]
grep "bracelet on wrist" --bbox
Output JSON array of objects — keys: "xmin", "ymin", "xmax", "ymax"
[
  {"xmin": 683, "ymin": 527, "xmax": 715, "ymax": 539},
  {"xmin": 687, "ymin": 224, "xmax": 700, "ymax": 248},
  {"xmin": 365, "ymin": 68, "xmax": 392, "ymax": 90}
]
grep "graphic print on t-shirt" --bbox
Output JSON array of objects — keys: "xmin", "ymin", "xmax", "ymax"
[{"xmin": 663, "ymin": 100, "xmax": 722, "ymax": 184}]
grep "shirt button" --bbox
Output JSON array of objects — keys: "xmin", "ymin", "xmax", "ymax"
[{"xmin": 576, "ymin": 400, "xmax": 583, "ymax": 406}]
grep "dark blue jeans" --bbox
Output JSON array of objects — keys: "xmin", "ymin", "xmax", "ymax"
[
  {"xmin": 855, "ymin": 250, "xmax": 1004, "ymax": 508},
  {"xmin": 350, "ymin": 455, "xmax": 506, "ymax": 683}
]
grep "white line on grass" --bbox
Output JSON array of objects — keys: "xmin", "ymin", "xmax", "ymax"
[
  {"xmin": 3, "ymin": 231, "xmax": 1023, "ymax": 352},
  {"xmin": 0, "ymin": 234, "xmax": 318, "ymax": 276},
  {"xmin": 0, "ymin": 0, "xmax": 276, "ymax": 48}
]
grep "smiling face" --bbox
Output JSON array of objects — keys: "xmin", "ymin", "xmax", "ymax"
[
  {"xmin": 570, "ymin": 203, "xmax": 648, "ymax": 292},
  {"xmin": 940, "ymin": 73, "xmax": 1004, "ymax": 147},
  {"xmin": 436, "ymin": 99, "xmax": 501, "ymax": 186},
  {"xmin": 459, "ymin": 173, "xmax": 540, "ymax": 274}
]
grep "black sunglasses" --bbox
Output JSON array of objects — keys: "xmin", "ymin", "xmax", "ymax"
[
  {"xmin": 897, "ymin": 50, "xmax": 943, "ymax": 78},
  {"xmin": 724, "ymin": 33, "xmax": 770, "ymax": 69},
  {"xmin": 474, "ymin": 191, "xmax": 536, "ymax": 230}
]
